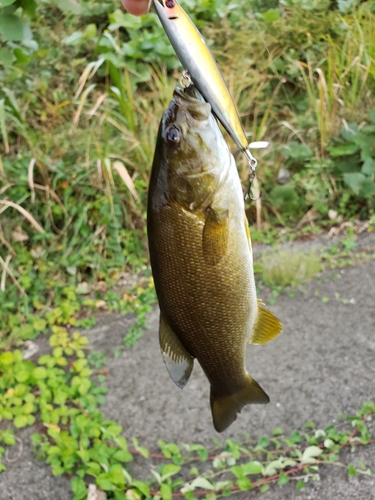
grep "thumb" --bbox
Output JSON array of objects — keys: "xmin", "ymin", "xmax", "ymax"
[{"xmin": 122, "ymin": 0, "xmax": 151, "ymax": 15}]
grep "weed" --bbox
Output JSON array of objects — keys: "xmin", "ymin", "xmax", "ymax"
[
  {"xmin": 328, "ymin": 111, "xmax": 375, "ymax": 216},
  {"xmin": 341, "ymin": 228, "xmax": 358, "ymax": 251},
  {"xmin": 87, "ymin": 351, "xmax": 107, "ymax": 370},
  {"xmin": 0, "ymin": 328, "xmax": 374, "ymax": 498},
  {"xmin": 261, "ymin": 248, "xmax": 321, "ymax": 287},
  {"xmin": 0, "ymin": 430, "xmax": 16, "ymax": 472},
  {"xmin": 321, "ymin": 236, "xmax": 375, "ymax": 270}
]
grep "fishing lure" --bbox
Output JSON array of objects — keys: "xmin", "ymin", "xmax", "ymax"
[{"xmin": 153, "ymin": 0, "xmax": 267, "ymax": 191}]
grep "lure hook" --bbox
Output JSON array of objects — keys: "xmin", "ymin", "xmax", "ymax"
[
  {"xmin": 245, "ymin": 172, "xmax": 261, "ymax": 201},
  {"xmin": 242, "ymin": 148, "xmax": 261, "ymax": 201}
]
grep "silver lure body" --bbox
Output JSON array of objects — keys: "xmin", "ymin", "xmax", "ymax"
[{"xmin": 153, "ymin": 0, "xmax": 249, "ymax": 153}]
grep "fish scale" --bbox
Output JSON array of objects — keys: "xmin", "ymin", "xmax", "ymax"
[{"xmin": 152, "ymin": 204, "xmax": 250, "ymax": 370}]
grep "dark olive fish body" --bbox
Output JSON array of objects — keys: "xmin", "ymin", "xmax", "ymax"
[{"xmin": 147, "ymin": 87, "xmax": 282, "ymax": 432}]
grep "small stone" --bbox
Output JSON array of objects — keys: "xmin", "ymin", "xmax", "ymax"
[
  {"xmin": 278, "ymin": 167, "xmax": 291, "ymax": 184},
  {"xmin": 22, "ymin": 341, "xmax": 39, "ymax": 360},
  {"xmin": 30, "ymin": 245, "xmax": 44, "ymax": 258},
  {"xmin": 328, "ymin": 209, "xmax": 338, "ymax": 220},
  {"xmin": 12, "ymin": 227, "xmax": 29, "ymax": 242},
  {"xmin": 76, "ymin": 282, "xmax": 90, "ymax": 295},
  {"xmin": 88, "ymin": 484, "xmax": 107, "ymax": 500}
]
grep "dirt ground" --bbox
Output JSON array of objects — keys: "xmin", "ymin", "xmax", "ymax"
[{"xmin": 2, "ymin": 235, "xmax": 375, "ymax": 500}]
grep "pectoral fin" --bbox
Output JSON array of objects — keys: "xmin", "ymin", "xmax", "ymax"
[
  {"xmin": 202, "ymin": 207, "xmax": 229, "ymax": 266},
  {"xmin": 244, "ymin": 215, "xmax": 252, "ymax": 249},
  {"xmin": 249, "ymin": 300, "xmax": 283, "ymax": 345},
  {"xmin": 159, "ymin": 313, "xmax": 194, "ymax": 389}
]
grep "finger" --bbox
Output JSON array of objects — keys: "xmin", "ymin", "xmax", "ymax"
[{"xmin": 122, "ymin": 0, "xmax": 150, "ymax": 15}]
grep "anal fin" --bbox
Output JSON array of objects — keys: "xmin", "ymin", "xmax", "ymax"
[
  {"xmin": 249, "ymin": 300, "xmax": 283, "ymax": 345},
  {"xmin": 159, "ymin": 313, "xmax": 194, "ymax": 389}
]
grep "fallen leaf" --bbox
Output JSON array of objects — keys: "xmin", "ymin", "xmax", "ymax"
[{"xmin": 12, "ymin": 227, "xmax": 29, "ymax": 242}]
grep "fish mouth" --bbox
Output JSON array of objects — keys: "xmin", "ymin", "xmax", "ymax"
[{"xmin": 173, "ymin": 86, "xmax": 211, "ymax": 121}]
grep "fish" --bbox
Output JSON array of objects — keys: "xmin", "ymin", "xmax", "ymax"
[
  {"xmin": 147, "ymin": 85, "xmax": 282, "ymax": 432},
  {"xmin": 153, "ymin": 0, "xmax": 260, "ymax": 168}
]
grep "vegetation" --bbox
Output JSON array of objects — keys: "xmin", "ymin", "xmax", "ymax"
[
  {"xmin": 0, "ymin": 0, "xmax": 375, "ymax": 497},
  {"xmin": 260, "ymin": 248, "xmax": 321, "ymax": 287},
  {"xmin": 1, "ymin": 329, "xmax": 374, "ymax": 499}
]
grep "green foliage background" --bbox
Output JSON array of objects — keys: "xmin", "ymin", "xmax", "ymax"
[{"xmin": 0, "ymin": 0, "xmax": 375, "ymax": 497}]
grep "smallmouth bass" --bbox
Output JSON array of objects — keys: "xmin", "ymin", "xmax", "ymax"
[{"xmin": 147, "ymin": 86, "xmax": 282, "ymax": 432}]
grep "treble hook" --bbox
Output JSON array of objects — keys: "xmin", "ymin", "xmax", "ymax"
[
  {"xmin": 242, "ymin": 148, "xmax": 261, "ymax": 202},
  {"xmin": 245, "ymin": 172, "xmax": 261, "ymax": 201}
]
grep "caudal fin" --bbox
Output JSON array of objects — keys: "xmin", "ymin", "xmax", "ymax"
[{"xmin": 210, "ymin": 375, "xmax": 269, "ymax": 433}]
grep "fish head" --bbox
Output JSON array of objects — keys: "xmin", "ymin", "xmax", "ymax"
[
  {"xmin": 158, "ymin": 86, "xmax": 228, "ymax": 209},
  {"xmin": 162, "ymin": 87, "xmax": 211, "ymax": 162}
]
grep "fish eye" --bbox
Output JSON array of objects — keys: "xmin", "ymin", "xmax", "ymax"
[
  {"xmin": 165, "ymin": 0, "xmax": 175, "ymax": 7},
  {"xmin": 165, "ymin": 125, "xmax": 181, "ymax": 146}
]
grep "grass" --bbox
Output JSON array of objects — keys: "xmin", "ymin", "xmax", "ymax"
[{"xmin": 260, "ymin": 248, "xmax": 322, "ymax": 287}]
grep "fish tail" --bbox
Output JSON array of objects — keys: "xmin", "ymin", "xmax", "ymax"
[{"xmin": 210, "ymin": 375, "xmax": 269, "ymax": 433}]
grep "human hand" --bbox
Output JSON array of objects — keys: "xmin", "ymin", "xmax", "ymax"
[{"xmin": 122, "ymin": 0, "xmax": 151, "ymax": 15}]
